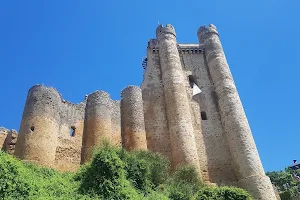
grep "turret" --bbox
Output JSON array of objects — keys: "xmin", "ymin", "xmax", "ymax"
[
  {"xmin": 197, "ymin": 24, "xmax": 277, "ymax": 199},
  {"xmin": 121, "ymin": 86, "xmax": 147, "ymax": 150},
  {"xmin": 14, "ymin": 85, "xmax": 60, "ymax": 167},
  {"xmin": 81, "ymin": 90, "xmax": 112, "ymax": 163},
  {"xmin": 156, "ymin": 24, "xmax": 200, "ymax": 172}
]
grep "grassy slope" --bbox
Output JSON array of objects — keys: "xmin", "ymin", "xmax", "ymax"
[{"xmin": 0, "ymin": 142, "xmax": 253, "ymax": 200}]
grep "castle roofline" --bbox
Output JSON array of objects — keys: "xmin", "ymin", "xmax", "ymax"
[{"xmin": 147, "ymin": 39, "xmax": 204, "ymax": 53}]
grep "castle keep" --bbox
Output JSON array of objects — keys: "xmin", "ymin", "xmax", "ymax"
[{"xmin": 0, "ymin": 24, "xmax": 277, "ymax": 199}]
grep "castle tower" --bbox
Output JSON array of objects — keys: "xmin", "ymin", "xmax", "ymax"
[
  {"xmin": 81, "ymin": 91, "xmax": 112, "ymax": 163},
  {"xmin": 156, "ymin": 24, "xmax": 200, "ymax": 171},
  {"xmin": 197, "ymin": 24, "xmax": 277, "ymax": 199},
  {"xmin": 121, "ymin": 86, "xmax": 147, "ymax": 150},
  {"xmin": 14, "ymin": 85, "xmax": 60, "ymax": 167}
]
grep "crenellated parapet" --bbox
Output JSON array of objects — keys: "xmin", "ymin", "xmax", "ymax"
[{"xmin": 147, "ymin": 39, "xmax": 204, "ymax": 54}]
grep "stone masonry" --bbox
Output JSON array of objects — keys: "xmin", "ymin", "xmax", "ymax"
[
  {"xmin": 0, "ymin": 127, "xmax": 18, "ymax": 155},
  {"xmin": 1, "ymin": 24, "xmax": 276, "ymax": 199}
]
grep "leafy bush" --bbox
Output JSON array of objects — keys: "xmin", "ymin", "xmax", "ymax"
[
  {"xmin": 0, "ymin": 151, "xmax": 32, "ymax": 200},
  {"xmin": 0, "ymin": 141, "xmax": 254, "ymax": 200},
  {"xmin": 119, "ymin": 149, "xmax": 170, "ymax": 193},
  {"xmin": 267, "ymin": 168, "xmax": 300, "ymax": 198},
  {"xmin": 78, "ymin": 141, "xmax": 141, "ymax": 199},
  {"xmin": 165, "ymin": 165, "xmax": 204, "ymax": 200},
  {"xmin": 195, "ymin": 186, "xmax": 253, "ymax": 200},
  {"xmin": 0, "ymin": 150, "xmax": 91, "ymax": 200},
  {"xmin": 131, "ymin": 150, "xmax": 170, "ymax": 187}
]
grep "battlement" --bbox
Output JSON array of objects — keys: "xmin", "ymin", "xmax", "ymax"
[
  {"xmin": 197, "ymin": 24, "xmax": 219, "ymax": 41},
  {"xmin": 29, "ymin": 84, "xmax": 86, "ymax": 105},
  {"xmin": 156, "ymin": 24, "xmax": 176, "ymax": 38},
  {"xmin": 147, "ymin": 39, "xmax": 204, "ymax": 53}
]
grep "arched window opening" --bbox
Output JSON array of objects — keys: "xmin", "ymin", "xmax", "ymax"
[
  {"xmin": 201, "ymin": 111, "xmax": 208, "ymax": 120},
  {"xmin": 70, "ymin": 126, "xmax": 76, "ymax": 137},
  {"xmin": 188, "ymin": 75, "xmax": 202, "ymax": 96},
  {"xmin": 30, "ymin": 126, "xmax": 35, "ymax": 132}
]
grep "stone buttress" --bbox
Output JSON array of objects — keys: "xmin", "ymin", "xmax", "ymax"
[
  {"xmin": 81, "ymin": 91, "xmax": 112, "ymax": 163},
  {"xmin": 14, "ymin": 85, "xmax": 60, "ymax": 167},
  {"xmin": 156, "ymin": 24, "xmax": 200, "ymax": 172},
  {"xmin": 141, "ymin": 39, "xmax": 172, "ymax": 160},
  {"xmin": 197, "ymin": 24, "xmax": 277, "ymax": 200},
  {"xmin": 121, "ymin": 86, "xmax": 147, "ymax": 151}
]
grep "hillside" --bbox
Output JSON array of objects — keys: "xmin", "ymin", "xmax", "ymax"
[{"xmin": 0, "ymin": 141, "xmax": 253, "ymax": 200}]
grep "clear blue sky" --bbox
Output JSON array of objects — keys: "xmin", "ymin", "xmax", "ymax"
[{"xmin": 0, "ymin": 1, "xmax": 299, "ymax": 172}]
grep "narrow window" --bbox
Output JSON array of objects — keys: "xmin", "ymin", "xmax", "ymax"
[
  {"xmin": 188, "ymin": 75, "xmax": 202, "ymax": 95},
  {"xmin": 30, "ymin": 126, "xmax": 35, "ymax": 132},
  {"xmin": 70, "ymin": 126, "xmax": 76, "ymax": 137},
  {"xmin": 188, "ymin": 75, "xmax": 195, "ymax": 88},
  {"xmin": 201, "ymin": 111, "xmax": 208, "ymax": 120}
]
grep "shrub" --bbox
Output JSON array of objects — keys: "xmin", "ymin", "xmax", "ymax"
[
  {"xmin": 131, "ymin": 150, "xmax": 170, "ymax": 187},
  {"xmin": 78, "ymin": 142, "xmax": 141, "ymax": 199},
  {"xmin": 120, "ymin": 150, "xmax": 152, "ymax": 193},
  {"xmin": 145, "ymin": 190, "xmax": 169, "ymax": 200},
  {"xmin": 165, "ymin": 165, "xmax": 204, "ymax": 200},
  {"xmin": 0, "ymin": 150, "xmax": 96, "ymax": 200},
  {"xmin": 194, "ymin": 186, "xmax": 253, "ymax": 200},
  {"xmin": 0, "ymin": 151, "xmax": 32, "ymax": 199},
  {"xmin": 119, "ymin": 149, "xmax": 170, "ymax": 193}
]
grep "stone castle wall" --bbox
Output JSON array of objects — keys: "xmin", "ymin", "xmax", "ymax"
[
  {"xmin": 13, "ymin": 85, "xmax": 143, "ymax": 169},
  {"xmin": 2, "ymin": 24, "xmax": 276, "ymax": 199},
  {"xmin": 141, "ymin": 39, "xmax": 172, "ymax": 160},
  {"xmin": 0, "ymin": 127, "xmax": 18, "ymax": 155},
  {"xmin": 55, "ymin": 99, "xmax": 86, "ymax": 171},
  {"xmin": 179, "ymin": 45, "xmax": 237, "ymax": 185}
]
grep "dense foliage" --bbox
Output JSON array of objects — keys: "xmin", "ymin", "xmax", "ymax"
[
  {"xmin": 0, "ymin": 141, "xmax": 253, "ymax": 199},
  {"xmin": 267, "ymin": 167, "xmax": 300, "ymax": 200}
]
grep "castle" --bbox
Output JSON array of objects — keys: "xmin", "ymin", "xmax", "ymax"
[{"xmin": 0, "ymin": 24, "xmax": 277, "ymax": 199}]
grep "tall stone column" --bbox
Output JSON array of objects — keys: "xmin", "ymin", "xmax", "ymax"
[
  {"xmin": 197, "ymin": 24, "xmax": 276, "ymax": 199},
  {"xmin": 81, "ymin": 91, "xmax": 112, "ymax": 163},
  {"xmin": 14, "ymin": 85, "xmax": 60, "ymax": 167},
  {"xmin": 121, "ymin": 86, "xmax": 147, "ymax": 151},
  {"xmin": 156, "ymin": 24, "xmax": 200, "ymax": 172}
]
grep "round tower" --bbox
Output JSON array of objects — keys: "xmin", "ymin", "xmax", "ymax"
[
  {"xmin": 121, "ymin": 86, "xmax": 147, "ymax": 151},
  {"xmin": 197, "ymin": 24, "xmax": 277, "ymax": 199},
  {"xmin": 14, "ymin": 85, "xmax": 60, "ymax": 167},
  {"xmin": 156, "ymin": 24, "xmax": 200, "ymax": 172},
  {"xmin": 81, "ymin": 90, "xmax": 112, "ymax": 163}
]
